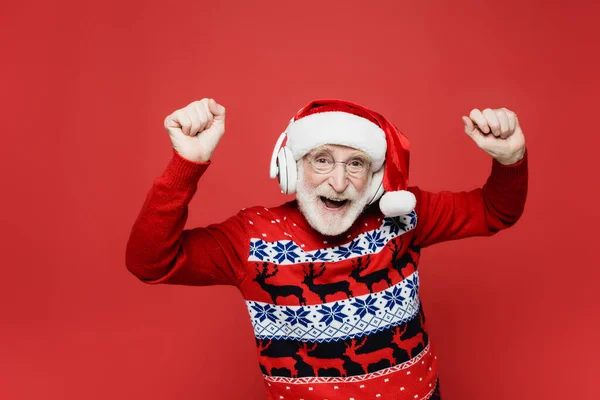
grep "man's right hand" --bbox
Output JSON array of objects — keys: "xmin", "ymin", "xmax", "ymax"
[{"xmin": 164, "ymin": 98, "xmax": 226, "ymax": 163}]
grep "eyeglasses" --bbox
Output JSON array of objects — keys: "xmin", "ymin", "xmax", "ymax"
[{"xmin": 307, "ymin": 152, "xmax": 370, "ymax": 177}]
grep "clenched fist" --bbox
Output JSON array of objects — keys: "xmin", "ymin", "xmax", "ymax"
[
  {"xmin": 462, "ymin": 108, "xmax": 526, "ymax": 165},
  {"xmin": 164, "ymin": 98, "xmax": 226, "ymax": 163}
]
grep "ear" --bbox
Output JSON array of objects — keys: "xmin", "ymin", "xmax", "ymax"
[{"xmin": 366, "ymin": 166, "xmax": 385, "ymax": 205}]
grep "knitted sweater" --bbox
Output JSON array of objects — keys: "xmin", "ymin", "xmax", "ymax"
[{"xmin": 126, "ymin": 148, "xmax": 528, "ymax": 400}]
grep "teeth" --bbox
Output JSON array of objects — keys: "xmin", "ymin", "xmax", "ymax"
[{"xmin": 320, "ymin": 196, "xmax": 348, "ymax": 205}]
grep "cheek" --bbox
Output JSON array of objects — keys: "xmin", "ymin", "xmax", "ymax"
[
  {"xmin": 301, "ymin": 166, "xmax": 327, "ymax": 188},
  {"xmin": 306, "ymin": 174, "xmax": 327, "ymax": 189},
  {"xmin": 350, "ymin": 176, "xmax": 369, "ymax": 193}
]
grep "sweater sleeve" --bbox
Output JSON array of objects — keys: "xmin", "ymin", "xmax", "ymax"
[
  {"xmin": 410, "ymin": 148, "xmax": 529, "ymax": 249},
  {"xmin": 125, "ymin": 149, "xmax": 249, "ymax": 287}
]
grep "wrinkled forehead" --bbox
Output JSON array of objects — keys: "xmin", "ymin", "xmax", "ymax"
[{"xmin": 308, "ymin": 144, "xmax": 370, "ymax": 159}]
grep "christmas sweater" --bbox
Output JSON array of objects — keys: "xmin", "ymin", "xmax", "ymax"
[{"xmin": 126, "ymin": 148, "xmax": 528, "ymax": 400}]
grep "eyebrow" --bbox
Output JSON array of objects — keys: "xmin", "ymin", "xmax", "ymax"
[{"xmin": 311, "ymin": 145, "xmax": 369, "ymax": 159}]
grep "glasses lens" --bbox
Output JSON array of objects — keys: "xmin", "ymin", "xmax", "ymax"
[
  {"xmin": 346, "ymin": 159, "xmax": 368, "ymax": 175},
  {"xmin": 311, "ymin": 153, "xmax": 335, "ymax": 173}
]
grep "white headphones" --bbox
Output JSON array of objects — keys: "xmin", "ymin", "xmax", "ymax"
[{"xmin": 269, "ymin": 119, "xmax": 386, "ymax": 205}]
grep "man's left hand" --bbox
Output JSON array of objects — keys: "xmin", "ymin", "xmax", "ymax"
[{"xmin": 462, "ymin": 108, "xmax": 526, "ymax": 165}]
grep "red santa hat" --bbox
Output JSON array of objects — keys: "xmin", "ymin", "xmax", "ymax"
[{"xmin": 285, "ymin": 99, "xmax": 416, "ymax": 217}]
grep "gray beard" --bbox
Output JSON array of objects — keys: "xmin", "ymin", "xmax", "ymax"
[{"xmin": 295, "ymin": 163, "xmax": 372, "ymax": 236}]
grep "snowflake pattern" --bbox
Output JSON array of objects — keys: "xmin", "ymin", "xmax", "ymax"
[
  {"xmin": 247, "ymin": 211, "xmax": 417, "ymax": 265},
  {"xmin": 383, "ymin": 216, "xmax": 409, "ymax": 236},
  {"xmin": 251, "ymin": 303, "xmax": 278, "ymax": 323},
  {"xmin": 334, "ymin": 240, "xmax": 366, "ymax": 258},
  {"xmin": 317, "ymin": 303, "xmax": 348, "ymax": 325},
  {"xmin": 310, "ymin": 249, "xmax": 330, "ymax": 262},
  {"xmin": 406, "ymin": 275, "xmax": 419, "ymax": 299},
  {"xmin": 382, "ymin": 286, "xmax": 405, "ymax": 309},
  {"xmin": 409, "ymin": 212, "xmax": 418, "ymax": 227},
  {"xmin": 282, "ymin": 307, "xmax": 311, "ymax": 327},
  {"xmin": 247, "ymin": 271, "xmax": 421, "ymax": 342},
  {"xmin": 351, "ymin": 295, "xmax": 380, "ymax": 318},
  {"xmin": 365, "ymin": 230, "xmax": 386, "ymax": 252},
  {"xmin": 250, "ymin": 240, "xmax": 269, "ymax": 259},
  {"xmin": 273, "ymin": 241, "xmax": 300, "ymax": 264}
]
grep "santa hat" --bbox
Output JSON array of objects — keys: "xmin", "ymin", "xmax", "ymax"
[{"xmin": 285, "ymin": 99, "xmax": 416, "ymax": 217}]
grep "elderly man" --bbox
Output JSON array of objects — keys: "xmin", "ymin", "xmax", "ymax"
[{"xmin": 126, "ymin": 98, "xmax": 528, "ymax": 400}]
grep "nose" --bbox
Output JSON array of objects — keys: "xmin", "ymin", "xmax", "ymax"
[{"xmin": 327, "ymin": 163, "xmax": 349, "ymax": 193}]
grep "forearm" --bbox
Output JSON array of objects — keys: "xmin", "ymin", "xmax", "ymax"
[
  {"xmin": 412, "ymin": 148, "xmax": 529, "ymax": 247},
  {"xmin": 482, "ymin": 148, "xmax": 529, "ymax": 231},
  {"xmin": 125, "ymin": 149, "xmax": 208, "ymax": 280}
]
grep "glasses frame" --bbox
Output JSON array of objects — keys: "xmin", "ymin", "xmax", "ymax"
[{"xmin": 306, "ymin": 152, "xmax": 370, "ymax": 178}]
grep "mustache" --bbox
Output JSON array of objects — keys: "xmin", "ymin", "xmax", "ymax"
[{"xmin": 311, "ymin": 183, "xmax": 359, "ymax": 201}]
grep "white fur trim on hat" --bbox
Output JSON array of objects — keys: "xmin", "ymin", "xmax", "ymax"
[
  {"xmin": 285, "ymin": 111, "xmax": 387, "ymax": 171},
  {"xmin": 379, "ymin": 190, "xmax": 416, "ymax": 217}
]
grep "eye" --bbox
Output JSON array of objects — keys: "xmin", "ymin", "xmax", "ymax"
[
  {"xmin": 312, "ymin": 153, "xmax": 334, "ymax": 164},
  {"xmin": 348, "ymin": 159, "xmax": 365, "ymax": 168}
]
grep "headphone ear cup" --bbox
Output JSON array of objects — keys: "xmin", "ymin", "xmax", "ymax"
[
  {"xmin": 277, "ymin": 147, "xmax": 297, "ymax": 195},
  {"xmin": 366, "ymin": 167, "xmax": 385, "ymax": 205}
]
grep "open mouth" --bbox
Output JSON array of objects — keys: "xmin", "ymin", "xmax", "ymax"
[{"xmin": 320, "ymin": 196, "xmax": 349, "ymax": 209}]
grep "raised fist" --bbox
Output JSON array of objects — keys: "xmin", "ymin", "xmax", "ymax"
[
  {"xmin": 462, "ymin": 107, "xmax": 526, "ymax": 165},
  {"xmin": 164, "ymin": 98, "xmax": 226, "ymax": 163}
]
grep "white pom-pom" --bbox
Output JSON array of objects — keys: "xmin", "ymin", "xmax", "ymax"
[{"xmin": 379, "ymin": 190, "xmax": 416, "ymax": 217}]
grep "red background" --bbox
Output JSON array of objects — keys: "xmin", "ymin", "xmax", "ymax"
[{"xmin": 1, "ymin": 0, "xmax": 599, "ymax": 399}]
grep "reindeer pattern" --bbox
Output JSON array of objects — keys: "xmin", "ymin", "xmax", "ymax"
[
  {"xmin": 251, "ymin": 238, "xmax": 421, "ymax": 305},
  {"xmin": 256, "ymin": 309, "xmax": 429, "ymax": 378},
  {"xmin": 253, "ymin": 262, "xmax": 307, "ymax": 306}
]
